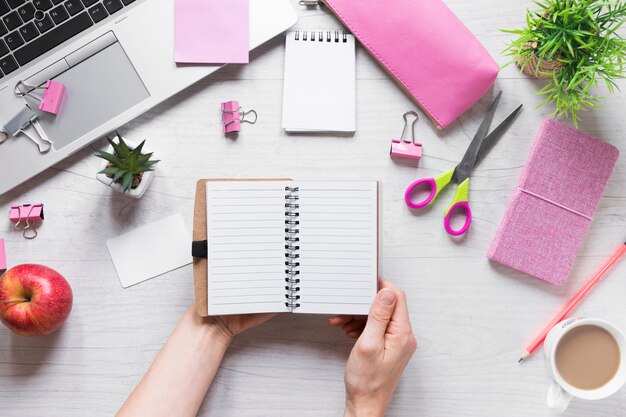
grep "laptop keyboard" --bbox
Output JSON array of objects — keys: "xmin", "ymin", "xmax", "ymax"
[{"xmin": 0, "ymin": 0, "xmax": 135, "ymax": 79}]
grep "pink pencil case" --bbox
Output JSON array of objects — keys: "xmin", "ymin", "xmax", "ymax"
[
  {"xmin": 322, "ymin": 0, "xmax": 499, "ymax": 129},
  {"xmin": 488, "ymin": 119, "xmax": 619, "ymax": 285}
]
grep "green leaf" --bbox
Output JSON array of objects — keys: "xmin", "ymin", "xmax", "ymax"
[
  {"xmin": 99, "ymin": 167, "xmax": 119, "ymax": 175},
  {"xmin": 95, "ymin": 150, "xmax": 122, "ymax": 165},
  {"xmin": 122, "ymin": 171, "xmax": 134, "ymax": 192},
  {"xmin": 113, "ymin": 169, "xmax": 127, "ymax": 182},
  {"xmin": 133, "ymin": 140, "xmax": 146, "ymax": 156}
]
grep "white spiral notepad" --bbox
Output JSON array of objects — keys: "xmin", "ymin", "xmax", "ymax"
[
  {"xmin": 205, "ymin": 181, "xmax": 377, "ymax": 315},
  {"xmin": 282, "ymin": 30, "xmax": 356, "ymax": 133}
]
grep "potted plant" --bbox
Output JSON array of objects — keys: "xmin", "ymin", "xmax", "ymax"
[
  {"xmin": 95, "ymin": 132, "xmax": 160, "ymax": 198},
  {"xmin": 502, "ymin": 0, "xmax": 626, "ymax": 126}
]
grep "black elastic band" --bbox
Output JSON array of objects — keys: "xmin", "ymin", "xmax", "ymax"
[{"xmin": 192, "ymin": 240, "xmax": 208, "ymax": 258}]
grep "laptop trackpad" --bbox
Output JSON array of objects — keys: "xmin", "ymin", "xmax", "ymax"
[{"xmin": 36, "ymin": 42, "xmax": 150, "ymax": 151}]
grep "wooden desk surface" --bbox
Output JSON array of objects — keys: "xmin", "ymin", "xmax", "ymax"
[{"xmin": 1, "ymin": 1, "xmax": 625, "ymax": 416}]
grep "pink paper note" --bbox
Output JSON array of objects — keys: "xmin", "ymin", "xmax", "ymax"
[{"xmin": 175, "ymin": 0, "xmax": 249, "ymax": 64}]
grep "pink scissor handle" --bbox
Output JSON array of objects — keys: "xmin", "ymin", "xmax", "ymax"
[
  {"xmin": 405, "ymin": 177, "xmax": 437, "ymax": 209},
  {"xmin": 444, "ymin": 201, "xmax": 472, "ymax": 236}
]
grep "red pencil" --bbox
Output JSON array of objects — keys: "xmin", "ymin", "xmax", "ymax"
[{"xmin": 518, "ymin": 240, "xmax": 626, "ymax": 363}]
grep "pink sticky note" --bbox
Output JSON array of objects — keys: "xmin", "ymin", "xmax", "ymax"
[{"xmin": 175, "ymin": 0, "xmax": 249, "ymax": 64}]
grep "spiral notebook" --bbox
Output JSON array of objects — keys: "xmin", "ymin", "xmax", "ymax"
[
  {"xmin": 202, "ymin": 180, "xmax": 377, "ymax": 316},
  {"xmin": 282, "ymin": 30, "xmax": 356, "ymax": 133}
]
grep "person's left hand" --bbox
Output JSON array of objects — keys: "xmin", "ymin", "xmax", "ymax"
[{"xmin": 188, "ymin": 305, "xmax": 276, "ymax": 345}]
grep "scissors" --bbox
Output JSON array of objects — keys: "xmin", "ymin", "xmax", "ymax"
[{"xmin": 404, "ymin": 92, "xmax": 522, "ymax": 236}]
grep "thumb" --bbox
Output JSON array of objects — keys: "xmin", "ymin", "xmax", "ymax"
[{"xmin": 360, "ymin": 288, "xmax": 397, "ymax": 345}]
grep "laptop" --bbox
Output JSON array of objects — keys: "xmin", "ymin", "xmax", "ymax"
[{"xmin": 0, "ymin": 0, "xmax": 297, "ymax": 194}]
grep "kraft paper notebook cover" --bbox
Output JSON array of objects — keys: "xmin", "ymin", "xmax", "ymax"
[
  {"xmin": 488, "ymin": 119, "xmax": 619, "ymax": 285},
  {"xmin": 193, "ymin": 179, "xmax": 379, "ymax": 316}
]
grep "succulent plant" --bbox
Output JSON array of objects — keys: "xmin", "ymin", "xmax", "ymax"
[{"xmin": 95, "ymin": 133, "xmax": 160, "ymax": 193}]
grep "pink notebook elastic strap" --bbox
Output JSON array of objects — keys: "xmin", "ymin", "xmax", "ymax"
[{"xmin": 518, "ymin": 188, "xmax": 593, "ymax": 221}]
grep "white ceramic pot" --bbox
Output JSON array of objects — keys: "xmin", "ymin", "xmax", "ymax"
[{"xmin": 96, "ymin": 135, "xmax": 156, "ymax": 199}]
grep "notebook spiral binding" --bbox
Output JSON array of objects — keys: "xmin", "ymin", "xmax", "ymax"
[
  {"xmin": 284, "ymin": 186, "xmax": 301, "ymax": 311},
  {"xmin": 294, "ymin": 30, "xmax": 348, "ymax": 43}
]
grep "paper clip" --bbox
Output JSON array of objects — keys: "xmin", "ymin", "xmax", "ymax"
[
  {"xmin": 15, "ymin": 80, "xmax": 66, "ymax": 115},
  {"xmin": 221, "ymin": 101, "xmax": 258, "ymax": 133},
  {"xmin": 10, "ymin": 203, "xmax": 44, "ymax": 240},
  {"xmin": 2, "ymin": 106, "xmax": 54, "ymax": 153},
  {"xmin": 390, "ymin": 111, "xmax": 422, "ymax": 162}
]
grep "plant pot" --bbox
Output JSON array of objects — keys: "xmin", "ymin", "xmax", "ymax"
[
  {"xmin": 96, "ymin": 135, "xmax": 156, "ymax": 198},
  {"xmin": 516, "ymin": 43, "xmax": 565, "ymax": 79}
]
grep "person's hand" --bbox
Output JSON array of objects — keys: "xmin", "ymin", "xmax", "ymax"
[
  {"xmin": 331, "ymin": 280, "xmax": 416, "ymax": 417},
  {"xmin": 195, "ymin": 307, "xmax": 277, "ymax": 346}
]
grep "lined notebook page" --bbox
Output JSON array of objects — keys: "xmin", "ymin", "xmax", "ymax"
[
  {"xmin": 296, "ymin": 182, "xmax": 377, "ymax": 315},
  {"xmin": 206, "ymin": 181, "xmax": 289, "ymax": 315}
]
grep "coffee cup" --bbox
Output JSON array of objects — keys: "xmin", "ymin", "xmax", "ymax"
[{"xmin": 544, "ymin": 317, "xmax": 626, "ymax": 413}]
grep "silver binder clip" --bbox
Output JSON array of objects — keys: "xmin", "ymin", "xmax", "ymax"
[
  {"xmin": 15, "ymin": 79, "xmax": 65, "ymax": 115},
  {"xmin": 2, "ymin": 106, "xmax": 54, "ymax": 154},
  {"xmin": 14, "ymin": 80, "xmax": 42, "ymax": 99},
  {"xmin": 298, "ymin": 0, "xmax": 320, "ymax": 6}
]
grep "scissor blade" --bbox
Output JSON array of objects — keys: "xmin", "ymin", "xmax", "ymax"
[
  {"xmin": 454, "ymin": 92, "xmax": 502, "ymax": 183},
  {"xmin": 474, "ymin": 104, "xmax": 523, "ymax": 167}
]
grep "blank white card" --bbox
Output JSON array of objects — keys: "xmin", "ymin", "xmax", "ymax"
[{"xmin": 107, "ymin": 214, "xmax": 192, "ymax": 288}]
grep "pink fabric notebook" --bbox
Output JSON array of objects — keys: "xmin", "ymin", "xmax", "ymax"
[
  {"xmin": 323, "ymin": 0, "xmax": 498, "ymax": 129},
  {"xmin": 488, "ymin": 119, "xmax": 619, "ymax": 285}
]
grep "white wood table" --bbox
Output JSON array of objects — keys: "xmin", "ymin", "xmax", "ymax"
[{"xmin": 1, "ymin": 1, "xmax": 625, "ymax": 416}]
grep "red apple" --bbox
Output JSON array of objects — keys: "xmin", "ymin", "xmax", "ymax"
[{"xmin": 0, "ymin": 264, "xmax": 73, "ymax": 337}]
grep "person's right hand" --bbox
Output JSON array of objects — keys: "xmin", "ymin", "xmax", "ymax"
[{"xmin": 334, "ymin": 280, "xmax": 417, "ymax": 417}]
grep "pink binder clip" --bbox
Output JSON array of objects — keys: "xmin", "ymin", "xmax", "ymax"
[
  {"xmin": 390, "ymin": 111, "xmax": 422, "ymax": 161},
  {"xmin": 10, "ymin": 203, "xmax": 44, "ymax": 239},
  {"xmin": 14, "ymin": 80, "xmax": 66, "ymax": 115},
  {"xmin": 39, "ymin": 80, "xmax": 65, "ymax": 115},
  {"xmin": 221, "ymin": 101, "xmax": 258, "ymax": 133}
]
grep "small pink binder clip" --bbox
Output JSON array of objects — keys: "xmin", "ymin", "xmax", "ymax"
[
  {"xmin": 14, "ymin": 80, "xmax": 66, "ymax": 115},
  {"xmin": 221, "ymin": 101, "xmax": 258, "ymax": 133},
  {"xmin": 10, "ymin": 203, "xmax": 44, "ymax": 239},
  {"xmin": 390, "ymin": 111, "xmax": 422, "ymax": 161},
  {"xmin": 39, "ymin": 80, "xmax": 65, "ymax": 115}
]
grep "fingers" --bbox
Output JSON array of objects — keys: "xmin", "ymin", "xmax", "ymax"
[
  {"xmin": 328, "ymin": 315, "xmax": 354, "ymax": 327},
  {"xmin": 390, "ymin": 289, "xmax": 413, "ymax": 333},
  {"xmin": 346, "ymin": 322, "xmax": 366, "ymax": 339},
  {"xmin": 342, "ymin": 317, "xmax": 366, "ymax": 334},
  {"xmin": 378, "ymin": 279, "xmax": 413, "ymax": 334},
  {"xmin": 378, "ymin": 277, "xmax": 398, "ymax": 292},
  {"xmin": 358, "ymin": 288, "xmax": 398, "ymax": 351},
  {"xmin": 329, "ymin": 315, "xmax": 367, "ymax": 339}
]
